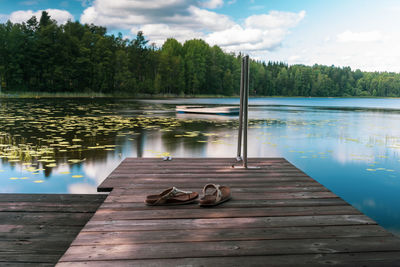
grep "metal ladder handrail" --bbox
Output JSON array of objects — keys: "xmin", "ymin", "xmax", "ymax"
[{"xmin": 236, "ymin": 55, "xmax": 250, "ymax": 168}]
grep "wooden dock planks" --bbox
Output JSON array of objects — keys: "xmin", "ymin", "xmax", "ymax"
[
  {"xmin": 57, "ymin": 158, "xmax": 400, "ymax": 266},
  {"xmin": 0, "ymin": 193, "xmax": 106, "ymax": 266}
]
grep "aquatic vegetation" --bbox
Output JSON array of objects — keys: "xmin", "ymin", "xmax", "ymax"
[{"xmin": 0, "ymin": 101, "xmax": 193, "ymax": 173}]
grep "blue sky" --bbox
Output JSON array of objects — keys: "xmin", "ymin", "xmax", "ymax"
[{"xmin": 1, "ymin": 0, "xmax": 400, "ymax": 72}]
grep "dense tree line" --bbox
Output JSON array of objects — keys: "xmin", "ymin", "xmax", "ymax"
[{"xmin": 1, "ymin": 12, "xmax": 400, "ymax": 97}]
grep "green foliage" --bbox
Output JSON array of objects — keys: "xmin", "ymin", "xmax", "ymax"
[{"xmin": 2, "ymin": 13, "xmax": 400, "ymax": 97}]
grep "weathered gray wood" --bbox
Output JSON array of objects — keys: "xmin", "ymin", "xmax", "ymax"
[
  {"xmin": 59, "ymin": 236, "xmax": 400, "ymax": 261},
  {"xmin": 72, "ymin": 225, "xmax": 390, "ymax": 245},
  {"xmin": 0, "ymin": 240, "xmax": 74, "ymax": 252},
  {"xmin": 100, "ymin": 181, "xmax": 326, "ymax": 192},
  {"xmin": 55, "ymin": 252, "xmax": 400, "ymax": 267},
  {"xmin": 0, "ymin": 212, "xmax": 94, "ymax": 226},
  {"xmin": 108, "ymin": 172, "xmax": 310, "ymax": 178},
  {"xmin": 0, "ymin": 203, "xmax": 104, "ymax": 212},
  {"xmin": 57, "ymin": 157, "xmax": 400, "ymax": 265},
  {"xmin": 0, "ymin": 254, "xmax": 62, "ymax": 266},
  {"xmin": 116, "ymin": 181, "xmax": 324, "ymax": 189},
  {"xmin": 83, "ymin": 215, "xmax": 377, "ymax": 232},
  {"xmin": 90, "ymin": 206, "xmax": 361, "ymax": 220},
  {"xmin": 0, "ymin": 194, "xmax": 107, "ymax": 202},
  {"xmin": 100, "ymin": 198, "xmax": 348, "ymax": 209},
  {"xmin": 0, "ymin": 194, "xmax": 105, "ymax": 265},
  {"xmin": 113, "ymin": 186, "xmax": 330, "ymax": 194},
  {"xmin": 111, "ymin": 167, "xmax": 301, "ymax": 174},
  {"xmin": 105, "ymin": 191, "xmax": 338, "ymax": 203},
  {"xmin": 0, "ymin": 263, "xmax": 54, "ymax": 267},
  {"xmin": 99, "ymin": 177, "xmax": 319, "ymax": 191},
  {"xmin": 121, "ymin": 157, "xmax": 286, "ymax": 162}
]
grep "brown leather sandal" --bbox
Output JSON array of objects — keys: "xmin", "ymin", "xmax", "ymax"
[
  {"xmin": 145, "ymin": 187, "xmax": 199, "ymax": 206},
  {"xmin": 199, "ymin": 184, "xmax": 231, "ymax": 207}
]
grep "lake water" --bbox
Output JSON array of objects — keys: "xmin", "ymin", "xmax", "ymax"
[{"xmin": 1, "ymin": 97, "xmax": 400, "ymax": 236}]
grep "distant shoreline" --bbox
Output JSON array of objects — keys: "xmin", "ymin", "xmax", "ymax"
[{"xmin": 1, "ymin": 92, "xmax": 399, "ymax": 99}]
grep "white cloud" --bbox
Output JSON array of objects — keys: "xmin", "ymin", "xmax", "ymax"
[
  {"xmin": 81, "ymin": 1, "xmax": 232, "ymax": 31},
  {"xmin": 187, "ymin": 6, "xmax": 234, "ymax": 31},
  {"xmin": 80, "ymin": 0, "xmax": 305, "ymax": 55},
  {"xmin": 80, "ymin": 0, "xmax": 196, "ymax": 28},
  {"xmin": 206, "ymin": 10, "xmax": 305, "ymax": 52},
  {"xmin": 206, "ymin": 25, "xmax": 262, "ymax": 46},
  {"xmin": 245, "ymin": 11, "xmax": 305, "ymax": 30},
  {"xmin": 131, "ymin": 24, "xmax": 203, "ymax": 44},
  {"xmin": 269, "ymin": 31, "xmax": 400, "ymax": 72},
  {"xmin": 201, "ymin": 0, "xmax": 224, "ymax": 9},
  {"xmin": 337, "ymin": 30, "xmax": 382, "ymax": 43},
  {"xmin": 288, "ymin": 55, "xmax": 302, "ymax": 63},
  {"xmin": 9, "ymin": 9, "xmax": 74, "ymax": 24}
]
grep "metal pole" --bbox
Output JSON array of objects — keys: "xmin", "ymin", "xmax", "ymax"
[
  {"xmin": 236, "ymin": 57, "xmax": 245, "ymax": 161},
  {"xmin": 243, "ymin": 55, "xmax": 249, "ymax": 168}
]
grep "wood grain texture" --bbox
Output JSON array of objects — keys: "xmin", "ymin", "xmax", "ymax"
[
  {"xmin": 0, "ymin": 194, "xmax": 106, "ymax": 266},
  {"xmin": 56, "ymin": 252, "xmax": 400, "ymax": 267},
  {"xmin": 57, "ymin": 157, "xmax": 400, "ymax": 266}
]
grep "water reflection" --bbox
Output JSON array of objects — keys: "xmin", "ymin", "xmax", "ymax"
[{"xmin": 0, "ymin": 98, "xmax": 400, "ymax": 236}]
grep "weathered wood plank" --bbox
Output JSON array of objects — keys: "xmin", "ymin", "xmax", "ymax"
[
  {"xmin": 0, "ymin": 224, "xmax": 83, "ymax": 236},
  {"xmin": 83, "ymin": 215, "xmax": 377, "ymax": 232},
  {"xmin": 59, "ymin": 236, "xmax": 400, "ymax": 261},
  {"xmin": 112, "ymin": 159, "xmax": 294, "ymax": 170},
  {"xmin": 0, "ymin": 193, "xmax": 105, "ymax": 265},
  {"xmin": 0, "ymin": 263, "xmax": 53, "ymax": 267},
  {"xmin": 0, "ymin": 194, "xmax": 107, "ymax": 202},
  {"xmin": 121, "ymin": 157, "xmax": 287, "ymax": 162},
  {"xmin": 90, "ymin": 206, "xmax": 361, "ymax": 220},
  {"xmin": 108, "ymin": 172, "xmax": 310, "ymax": 178},
  {"xmin": 0, "ymin": 228, "xmax": 82, "ymax": 240},
  {"xmin": 72, "ymin": 225, "xmax": 390, "ymax": 245},
  {"xmin": 114, "ymin": 181, "xmax": 324, "ymax": 189},
  {"xmin": 0, "ymin": 212, "xmax": 95, "ymax": 226},
  {"xmin": 111, "ymin": 169, "xmax": 302, "ymax": 176},
  {"xmin": 0, "ymin": 252, "xmax": 64, "ymax": 263},
  {"xmin": 99, "ymin": 177, "xmax": 319, "ymax": 191},
  {"xmin": 105, "ymin": 191, "xmax": 338, "ymax": 203},
  {"xmin": 99, "ymin": 181, "xmax": 326, "ymax": 192},
  {"xmin": 100, "ymin": 198, "xmax": 348, "ymax": 210},
  {"xmin": 57, "ymin": 157, "xmax": 400, "ymax": 265},
  {"xmin": 55, "ymin": 252, "xmax": 400, "ymax": 267},
  {"xmin": 0, "ymin": 240, "xmax": 75, "ymax": 252},
  {"xmin": 112, "ymin": 186, "xmax": 330, "ymax": 195},
  {"xmin": 0, "ymin": 203, "xmax": 104, "ymax": 212}
]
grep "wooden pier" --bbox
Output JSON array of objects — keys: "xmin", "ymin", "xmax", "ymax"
[
  {"xmin": 55, "ymin": 157, "xmax": 400, "ymax": 266},
  {"xmin": 0, "ymin": 193, "xmax": 106, "ymax": 266}
]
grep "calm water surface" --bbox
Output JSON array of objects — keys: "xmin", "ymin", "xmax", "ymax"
[{"xmin": 1, "ymin": 97, "xmax": 400, "ymax": 235}]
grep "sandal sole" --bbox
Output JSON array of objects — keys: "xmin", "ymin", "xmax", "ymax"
[
  {"xmin": 199, "ymin": 196, "xmax": 231, "ymax": 207},
  {"xmin": 145, "ymin": 198, "xmax": 198, "ymax": 206}
]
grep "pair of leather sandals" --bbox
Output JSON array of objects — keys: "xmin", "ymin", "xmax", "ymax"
[{"xmin": 145, "ymin": 184, "xmax": 231, "ymax": 207}]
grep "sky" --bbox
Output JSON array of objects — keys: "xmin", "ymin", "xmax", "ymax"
[{"xmin": 2, "ymin": 0, "xmax": 400, "ymax": 72}]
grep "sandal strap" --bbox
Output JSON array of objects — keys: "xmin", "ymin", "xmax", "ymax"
[
  {"xmin": 202, "ymin": 184, "xmax": 222, "ymax": 203},
  {"xmin": 154, "ymin": 187, "xmax": 193, "ymax": 205}
]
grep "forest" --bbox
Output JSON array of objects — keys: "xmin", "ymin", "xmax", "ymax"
[{"xmin": 1, "ymin": 11, "xmax": 400, "ymax": 97}]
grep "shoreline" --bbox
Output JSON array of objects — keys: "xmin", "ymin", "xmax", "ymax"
[{"xmin": 1, "ymin": 92, "xmax": 400, "ymax": 99}]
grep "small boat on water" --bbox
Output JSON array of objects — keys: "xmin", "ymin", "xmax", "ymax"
[{"xmin": 176, "ymin": 105, "xmax": 239, "ymax": 115}]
